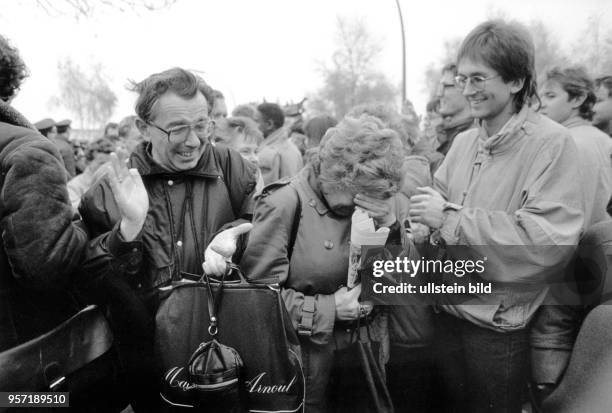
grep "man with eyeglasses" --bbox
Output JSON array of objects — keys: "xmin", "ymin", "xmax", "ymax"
[
  {"xmin": 432, "ymin": 63, "xmax": 475, "ymax": 172},
  {"xmin": 78, "ymin": 67, "xmax": 258, "ymax": 412},
  {"xmin": 409, "ymin": 20, "xmax": 583, "ymax": 412}
]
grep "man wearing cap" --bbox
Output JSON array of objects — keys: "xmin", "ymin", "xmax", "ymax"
[
  {"xmin": 34, "ymin": 118, "xmax": 76, "ymax": 178},
  {"xmin": 34, "ymin": 117, "xmax": 56, "ymax": 138},
  {"xmin": 54, "ymin": 118, "xmax": 77, "ymax": 178}
]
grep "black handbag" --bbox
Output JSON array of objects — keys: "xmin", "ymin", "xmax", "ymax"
[
  {"xmin": 160, "ymin": 270, "xmax": 246, "ymax": 412},
  {"xmin": 330, "ymin": 317, "xmax": 394, "ymax": 413},
  {"xmin": 155, "ymin": 264, "xmax": 305, "ymax": 413},
  {"xmin": 0, "ymin": 305, "xmax": 120, "ymax": 412}
]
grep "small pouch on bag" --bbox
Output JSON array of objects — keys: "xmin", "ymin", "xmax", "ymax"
[{"xmin": 330, "ymin": 318, "xmax": 394, "ymax": 413}]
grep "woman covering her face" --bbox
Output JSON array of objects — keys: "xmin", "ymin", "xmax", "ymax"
[{"xmin": 240, "ymin": 115, "xmax": 424, "ymax": 412}]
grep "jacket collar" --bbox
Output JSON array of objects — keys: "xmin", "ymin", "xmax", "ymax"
[
  {"xmin": 295, "ymin": 165, "xmax": 330, "ymax": 215},
  {"xmin": 562, "ymin": 115, "xmax": 590, "ymax": 129},
  {"xmin": 477, "ymin": 105, "xmax": 531, "ymax": 155},
  {"xmin": 129, "ymin": 141, "xmax": 223, "ymax": 179}
]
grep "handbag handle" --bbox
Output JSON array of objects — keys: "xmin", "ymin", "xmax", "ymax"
[
  {"xmin": 200, "ymin": 263, "xmax": 248, "ymax": 285},
  {"xmin": 203, "ymin": 265, "xmax": 231, "ymax": 336}
]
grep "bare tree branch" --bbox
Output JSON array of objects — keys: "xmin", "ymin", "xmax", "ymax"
[{"xmin": 33, "ymin": 0, "xmax": 177, "ymax": 19}]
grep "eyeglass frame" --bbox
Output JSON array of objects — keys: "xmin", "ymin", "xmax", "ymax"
[
  {"xmin": 454, "ymin": 74, "xmax": 501, "ymax": 91},
  {"xmin": 147, "ymin": 119, "xmax": 215, "ymax": 144}
]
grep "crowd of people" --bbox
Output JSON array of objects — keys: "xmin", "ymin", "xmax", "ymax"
[{"xmin": 2, "ymin": 16, "xmax": 612, "ymax": 413}]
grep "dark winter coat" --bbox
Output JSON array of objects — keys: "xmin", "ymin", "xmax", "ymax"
[
  {"xmin": 0, "ymin": 102, "xmax": 88, "ymax": 352},
  {"xmin": 79, "ymin": 141, "xmax": 257, "ymax": 302}
]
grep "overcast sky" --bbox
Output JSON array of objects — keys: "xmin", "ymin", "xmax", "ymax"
[{"xmin": 2, "ymin": 0, "xmax": 610, "ymax": 127}]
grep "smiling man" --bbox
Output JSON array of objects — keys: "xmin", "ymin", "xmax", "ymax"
[
  {"xmin": 78, "ymin": 67, "xmax": 257, "ymax": 411},
  {"xmin": 409, "ymin": 20, "xmax": 584, "ymax": 412}
]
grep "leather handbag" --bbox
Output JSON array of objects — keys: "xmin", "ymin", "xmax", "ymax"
[
  {"xmin": 160, "ymin": 269, "xmax": 246, "ymax": 412},
  {"xmin": 155, "ymin": 264, "xmax": 305, "ymax": 413},
  {"xmin": 0, "ymin": 305, "xmax": 117, "ymax": 412},
  {"xmin": 330, "ymin": 317, "xmax": 394, "ymax": 413}
]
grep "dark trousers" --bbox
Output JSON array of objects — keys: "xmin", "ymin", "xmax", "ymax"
[
  {"xmin": 386, "ymin": 344, "xmax": 433, "ymax": 413},
  {"xmin": 433, "ymin": 312, "xmax": 529, "ymax": 413}
]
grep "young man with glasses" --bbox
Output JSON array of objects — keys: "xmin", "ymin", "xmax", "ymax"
[
  {"xmin": 409, "ymin": 20, "xmax": 583, "ymax": 412},
  {"xmin": 78, "ymin": 67, "xmax": 257, "ymax": 411}
]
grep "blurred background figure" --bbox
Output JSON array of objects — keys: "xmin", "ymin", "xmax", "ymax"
[
  {"xmin": 232, "ymin": 103, "xmax": 258, "ymax": 121},
  {"xmin": 73, "ymin": 140, "xmax": 88, "ymax": 175},
  {"xmin": 34, "ymin": 117, "xmax": 56, "ymax": 139},
  {"xmin": 103, "ymin": 121, "xmax": 120, "ymax": 141},
  {"xmin": 54, "ymin": 118, "xmax": 77, "ymax": 178},
  {"xmin": 118, "ymin": 115, "xmax": 144, "ymax": 155},
  {"xmin": 211, "ymin": 89, "xmax": 228, "ymax": 121},
  {"xmin": 593, "ymin": 75, "xmax": 612, "ymax": 137},
  {"xmin": 414, "ymin": 98, "xmax": 442, "ymax": 159},
  {"xmin": 67, "ymin": 137, "xmax": 115, "ymax": 211},
  {"xmin": 303, "ymin": 114, "xmax": 337, "ymax": 150},
  {"xmin": 214, "ymin": 115, "xmax": 265, "ymax": 192},
  {"xmin": 433, "ymin": 63, "xmax": 474, "ymax": 170},
  {"xmin": 35, "ymin": 117, "xmax": 77, "ymax": 178},
  {"xmin": 255, "ymin": 102, "xmax": 303, "ymax": 185}
]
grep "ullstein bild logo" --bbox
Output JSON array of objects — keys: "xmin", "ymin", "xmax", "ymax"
[{"xmin": 246, "ymin": 373, "xmax": 297, "ymax": 394}]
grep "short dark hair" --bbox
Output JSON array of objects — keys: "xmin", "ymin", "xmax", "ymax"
[
  {"xmin": 546, "ymin": 66, "xmax": 596, "ymax": 121},
  {"xmin": 457, "ymin": 20, "xmax": 537, "ymax": 112},
  {"xmin": 131, "ymin": 67, "xmax": 214, "ymax": 122},
  {"xmin": 257, "ymin": 102, "xmax": 285, "ymax": 129},
  {"xmin": 596, "ymin": 76, "xmax": 612, "ymax": 98},
  {"xmin": 0, "ymin": 34, "xmax": 28, "ymax": 101}
]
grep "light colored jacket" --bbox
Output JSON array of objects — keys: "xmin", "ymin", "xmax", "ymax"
[
  {"xmin": 562, "ymin": 116, "xmax": 612, "ymax": 228},
  {"xmin": 257, "ymin": 127, "xmax": 303, "ymax": 185},
  {"xmin": 434, "ymin": 107, "xmax": 584, "ymax": 331}
]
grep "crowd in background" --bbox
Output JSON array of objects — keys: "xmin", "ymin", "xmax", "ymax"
[{"xmin": 3, "ymin": 15, "xmax": 612, "ymax": 413}]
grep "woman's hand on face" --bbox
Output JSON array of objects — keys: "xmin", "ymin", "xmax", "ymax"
[{"xmin": 354, "ymin": 194, "xmax": 396, "ymax": 227}]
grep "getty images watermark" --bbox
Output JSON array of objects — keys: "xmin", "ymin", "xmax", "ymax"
[{"xmin": 370, "ymin": 256, "xmax": 491, "ymax": 295}]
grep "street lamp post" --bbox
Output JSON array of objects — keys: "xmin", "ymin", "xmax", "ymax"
[{"xmin": 395, "ymin": 0, "xmax": 407, "ymax": 103}]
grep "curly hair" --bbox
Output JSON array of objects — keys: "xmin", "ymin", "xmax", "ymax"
[
  {"xmin": 347, "ymin": 102, "xmax": 418, "ymax": 149},
  {"xmin": 0, "ymin": 35, "xmax": 28, "ymax": 101},
  {"xmin": 311, "ymin": 115, "xmax": 404, "ymax": 199},
  {"xmin": 545, "ymin": 66, "xmax": 596, "ymax": 121},
  {"xmin": 130, "ymin": 68, "xmax": 214, "ymax": 122}
]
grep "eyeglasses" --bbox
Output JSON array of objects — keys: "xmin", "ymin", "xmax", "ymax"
[
  {"xmin": 148, "ymin": 120, "xmax": 215, "ymax": 144},
  {"xmin": 454, "ymin": 74, "xmax": 501, "ymax": 91}
]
